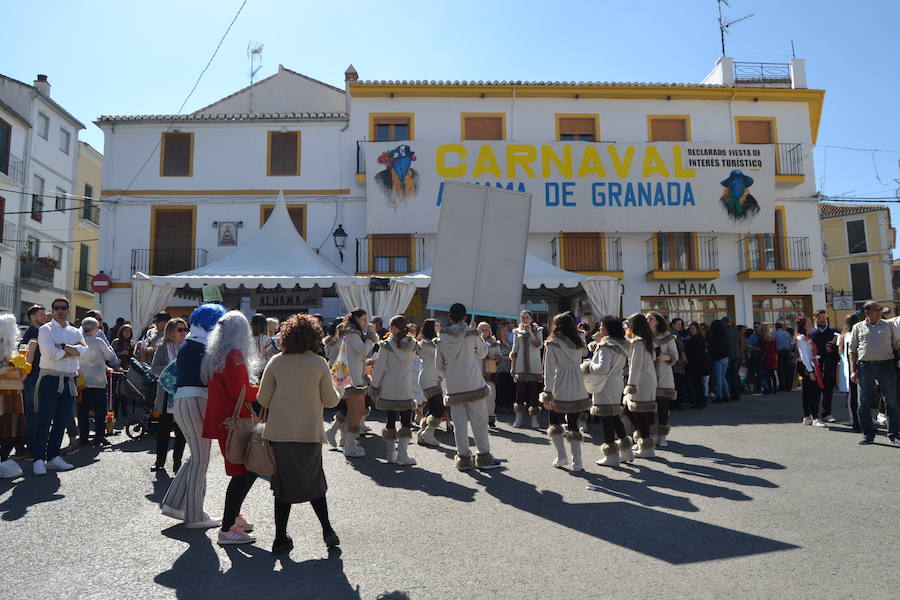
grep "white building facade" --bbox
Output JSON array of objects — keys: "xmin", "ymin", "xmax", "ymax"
[
  {"xmin": 0, "ymin": 74, "xmax": 84, "ymax": 319},
  {"xmin": 98, "ymin": 58, "xmax": 827, "ymax": 328}
]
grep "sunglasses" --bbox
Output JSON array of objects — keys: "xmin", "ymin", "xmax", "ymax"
[
  {"xmin": 51, "ymin": 306, "xmax": 69, "ymax": 311},
  {"xmin": 175, "ymin": 327, "xmax": 189, "ymax": 333}
]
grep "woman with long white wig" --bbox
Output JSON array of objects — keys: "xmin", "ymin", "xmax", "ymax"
[
  {"xmin": 201, "ymin": 310, "xmax": 261, "ymax": 545},
  {"xmin": 0, "ymin": 313, "xmax": 27, "ymax": 479}
]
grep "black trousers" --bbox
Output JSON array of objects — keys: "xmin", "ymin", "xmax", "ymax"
[
  {"xmin": 548, "ymin": 411, "xmax": 579, "ymax": 431},
  {"xmin": 385, "ymin": 410, "xmax": 412, "ymax": 430},
  {"xmin": 687, "ymin": 372, "xmax": 706, "ymax": 406},
  {"xmin": 847, "ymin": 382, "xmax": 860, "ymax": 430},
  {"xmin": 801, "ymin": 375, "xmax": 821, "ymax": 419},
  {"xmin": 821, "ymin": 379, "xmax": 835, "ymax": 416},
  {"xmin": 78, "ymin": 388, "xmax": 107, "ymax": 441},
  {"xmin": 515, "ymin": 380, "xmax": 542, "ymax": 408},
  {"xmin": 425, "ymin": 393, "xmax": 445, "ymax": 420},
  {"xmin": 494, "ymin": 372, "xmax": 516, "ymax": 412},
  {"xmin": 155, "ymin": 411, "xmax": 186, "ymax": 468},
  {"xmin": 599, "ymin": 416, "xmax": 627, "ymax": 444},
  {"xmin": 777, "ymin": 350, "xmax": 794, "ymax": 390}
]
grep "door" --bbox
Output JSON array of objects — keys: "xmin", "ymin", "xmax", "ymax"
[{"xmin": 152, "ymin": 208, "xmax": 195, "ymax": 275}]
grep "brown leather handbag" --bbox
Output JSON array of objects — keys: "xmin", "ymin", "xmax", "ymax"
[
  {"xmin": 223, "ymin": 386, "xmax": 253, "ymax": 464},
  {"xmin": 243, "ymin": 407, "xmax": 276, "ymax": 476}
]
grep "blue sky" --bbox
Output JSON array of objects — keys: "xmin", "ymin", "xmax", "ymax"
[{"xmin": 7, "ymin": 0, "xmax": 899, "ymax": 248}]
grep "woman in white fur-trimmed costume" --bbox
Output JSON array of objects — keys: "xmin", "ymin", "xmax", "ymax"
[
  {"xmin": 582, "ymin": 316, "xmax": 634, "ymax": 467},
  {"xmin": 415, "ymin": 319, "xmax": 447, "ymax": 447},
  {"xmin": 368, "ymin": 315, "xmax": 417, "ymax": 466},
  {"xmin": 623, "ymin": 313, "xmax": 658, "ymax": 459},
  {"xmin": 646, "ymin": 311, "xmax": 679, "ymax": 448},
  {"xmin": 540, "ymin": 312, "xmax": 591, "ymax": 471},
  {"xmin": 510, "ymin": 310, "xmax": 544, "ymax": 429}
]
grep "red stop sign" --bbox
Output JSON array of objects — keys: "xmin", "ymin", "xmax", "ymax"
[{"xmin": 91, "ymin": 272, "xmax": 112, "ymax": 294}]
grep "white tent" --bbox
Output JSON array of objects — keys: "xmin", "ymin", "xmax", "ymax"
[
  {"xmin": 394, "ymin": 254, "xmax": 621, "ymax": 317},
  {"xmin": 131, "ymin": 193, "xmax": 366, "ymax": 328}
]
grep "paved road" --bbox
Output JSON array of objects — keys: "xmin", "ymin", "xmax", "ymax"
[{"xmin": 3, "ymin": 391, "xmax": 897, "ymax": 600}]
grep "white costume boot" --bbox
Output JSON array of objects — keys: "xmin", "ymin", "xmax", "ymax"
[
  {"xmin": 617, "ymin": 436, "xmax": 635, "ymax": 463},
  {"xmin": 529, "ymin": 406, "xmax": 542, "ymax": 430},
  {"xmin": 382, "ymin": 428, "xmax": 398, "ymax": 464},
  {"xmin": 324, "ymin": 413, "xmax": 343, "ymax": 448},
  {"xmin": 416, "ymin": 416, "xmax": 440, "ymax": 447},
  {"xmin": 342, "ymin": 424, "xmax": 365, "ymax": 458},
  {"xmin": 568, "ymin": 431, "xmax": 584, "ymax": 471},
  {"xmin": 512, "ymin": 403, "xmax": 527, "ymax": 428},
  {"xmin": 395, "ymin": 428, "xmax": 417, "ymax": 466},
  {"xmin": 549, "ymin": 424, "xmax": 569, "ymax": 468},
  {"xmin": 596, "ymin": 442, "xmax": 621, "ymax": 467}
]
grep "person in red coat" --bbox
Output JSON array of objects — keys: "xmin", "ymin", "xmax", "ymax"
[
  {"xmin": 757, "ymin": 324, "xmax": 778, "ymax": 395},
  {"xmin": 202, "ymin": 311, "xmax": 262, "ymax": 546}
]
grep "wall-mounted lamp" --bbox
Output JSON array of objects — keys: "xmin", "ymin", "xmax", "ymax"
[{"xmin": 332, "ymin": 224, "xmax": 348, "ymax": 262}]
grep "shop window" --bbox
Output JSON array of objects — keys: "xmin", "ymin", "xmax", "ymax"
[
  {"xmin": 261, "ymin": 204, "xmax": 306, "ymax": 239},
  {"xmin": 736, "ymin": 119, "xmax": 774, "ymax": 144},
  {"xmin": 648, "ymin": 117, "xmax": 690, "ymax": 141},
  {"xmin": 640, "ymin": 296, "xmax": 735, "ymax": 325},
  {"xmin": 462, "ymin": 114, "xmax": 505, "ymax": 140},
  {"xmin": 846, "ymin": 220, "xmax": 867, "ymax": 254},
  {"xmin": 371, "ymin": 115, "xmax": 413, "ymax": 142},
  {"xmin": 752, "ymin": 295, "xmax": 813, "ymax": 327},
  {"xmin": 267, "ymin": 131, "xmax": 300, "ymax": 176},
  {"xmin": 160, "ymin": 132, "xmax": 193, "ymax": 176},
  {"xmin": 557, "ymin": 115, "xmax": 597, "ymax": 141},
  {"xmin": 850, "ymin": 263, "xmax": 872, "ymax": 301},
  {"xmin": 369, "ymin": 234, "xmax": 413, "ymax": 274},
  {"xmin": 561, "ymin": 232, "xmax": 603, "ymax": 271}
]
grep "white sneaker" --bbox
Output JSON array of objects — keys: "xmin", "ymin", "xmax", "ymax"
[
  {"xmin": 185, "ymin": 516, "xmax": 222, "ymax": 529},
  {"xmin": 812, "ymin": 418, "xmax": 827, "ymax": 427},
  {"xmin": 802, "ymin": 417, "xmax": 813, "ymax": 425},
  {"xmin": 876, "ymin": 413, "xmax": 888, "ymax": 426},
  {"xmin": 824, "ymin": 415, "xmax": 837, "ymax": 423},
  {"xmin": 47, "ymin": 456, "xmax": 74, "ymax": 471},
  {"xmin": 33, "ymin": 459, "xmax": 47, "ymax": 476},
  {"xmin": 0, "ymin": 459, "xmax": 23, "ymax": 479}
]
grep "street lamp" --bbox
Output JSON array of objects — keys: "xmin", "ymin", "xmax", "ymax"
[{"xmin": 333, "ymin": 224, "xmax": 348, "ymax": 262}]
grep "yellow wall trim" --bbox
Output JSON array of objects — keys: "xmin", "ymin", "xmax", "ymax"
[
  {"xmin": 355, "ymin": 173, "xmax": 367, "ymax": 182},
  {"xmin": 645, "ymin": 270, "xmax": 720, "ymax": 281},
  {"xmin": 110, "ymin": 282, "xmax": 132, "ymax": 289},
  {"xmin": 368, "ymin": 113, "xmax": 416, "ymax": 141},
  {"xmin": 775, "ymin": 175, "xmax": 805, "ymax": 183},
  {"xmin": 102, "ymin": 188, "xmax": 350, "ymax": 197},
  {"xmin": 575, "ymin": 271, "xmax": 624, "ymax": 279},
  {"xmin": 737, "ymin": 269, "xmax": 814, "ymax": 281}
]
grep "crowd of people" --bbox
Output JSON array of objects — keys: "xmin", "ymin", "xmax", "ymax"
[{"xmin": 0, "ymin": 295, "xmax": 897, "ymax": 555}]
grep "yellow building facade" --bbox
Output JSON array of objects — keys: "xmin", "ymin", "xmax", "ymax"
[
  {"xmin": 72, "ymin": 141, "xmax": 101, "ymax": 321},
  {"xmin": 820, "ymin": 203, "xmax": 895, "ymax": 325}
]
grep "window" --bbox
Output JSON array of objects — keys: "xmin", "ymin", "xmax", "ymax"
[
  {"xmin": 59, "ymin": 128, "xmax": 70, "ymax": 154},
  {"xmin": 648, "ymin": 116, "xmax": 690, "ymax": 141},
  {"xmin": 736, "ymin": 118, "xmax": 774, "ymax": 144},
  {"xmin": 267, "ymin": 131, "xmax": 300, "ymax": 176},
  {"xmin": 461, "ymin": 114, "xmax": 505, "ymax": 140},
  {"xmin": 0, "ymin": 196, "xmax": 5, "ymax": 244},
  {"xmin": 0, "ymin": 118, "xmax": 10, "ymax": 176},
  {"xmin": 160, "ymin": 132, "xmax": 193, "ymax": 176},
  {"xmin": 83, "ymin": 183, "xmax": 97, "ymax": 223},
  {"xmin": 31, "ymin": 175, "xmax": 44, "ymax": 222},
  {"xmin": 556, "ymin": 115, "xmax": 598, "ymax": 141},
  {"xmin": 151, "ymin": 207, "xmax": 196, "ymax": 275},
  {"xmin": 561, "ymin": 233, "xmax": 603, "ymax": 271},
  {"xmin": 641, "ymin": 296, "xmax": 735, "ymax": 325},
  {"xmin": 261, "ymin": 204, "xmax": 305, "ymax": 239},
  {"xmin": 752, "ymin": 295, "xmax": 812, "ymax": 327},
  {"xmin": 26, "ymin": 236, "xmax": 39, "ymax": 256},
  {"xmin": 78, "ymin": 244, "xmax": 90, "ymax": 290},
  {"xmin": 52, "ymin": 245, "xmax": 63, "ymax": 269},
  {"xmin": 37, "ymin": 113, "xmax": 49, "ymax": 139},
  {"xmin": 850, "ymin": 263, "xmax": 872, "ymax": 301},
  {"xmin": 655, "ymin": 232, "xmax": 696, "ymax": 270},
  {"xmin": 371, "ymin": 115, "xmax": 413, "ymax": 142},
  {"xmin": 55, "ymin": 187, "xmax": 66, "ymax": 211},
  {"xmin": 846, "ymin": 219, "xmax": 867, "ymax": 254},
  {"xmin": 369, "ymin": 234, "xmax": 413, "ymax": 274}
]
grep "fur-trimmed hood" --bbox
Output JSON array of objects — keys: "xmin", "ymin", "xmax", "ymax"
[
  {"xmin": 546, "ymin": 335, "xmax": 585, "ymax": 351},
  {"xmin": 381, "ymin": 333, "xmax": 417, "ymax": 354},
  {"xmin": 436, "ymin": 322, "xmax": 479, "ymax": 357},
  {"xmin": 597, "ymin": 336, "xmax": 629, "ymax": 356}
]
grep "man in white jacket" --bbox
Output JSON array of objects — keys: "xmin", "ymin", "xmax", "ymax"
[{"xmin": 436, "ymin": 303, "xmax": 502, "ymax": 471}]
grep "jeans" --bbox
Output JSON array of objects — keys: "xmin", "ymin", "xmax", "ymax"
[
  {"xmin": 777, "ymin": 350, "xmax": 794, "ymax": 390},
  {"xmin": 857, "ymin": 362, "xmax": 899, "ymax": 440},
  {"xmin": 712, "ymin": 358, "xmax": 730, "ymax": 400},
  {"xmin": 726, "ymin": 357, "xmax": 741, "ymax": 400},
  {"xmin": 78, "ymin": 387, "xmax": 107, "ymax": 441},
  {"xmin": 34, "ymin": 376, "xmax": 76, "ymax": 461},
  {"xmin": 22, "ymin": 382, "xmax": 38, "ymax": 454}
]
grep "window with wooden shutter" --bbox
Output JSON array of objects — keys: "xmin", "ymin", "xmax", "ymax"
[
  {"xmin": 161, "ymin": 132, "xmax": 193, "ymax": 176},
  {"xmin": 370, "ymin": 234, "xmax": 413, "ymax": 274},
  {"xmin": 267, "ymin": 131, "xmax": 300, "ymax": 176},
  {"xmin": 850, "ymin": 262, "xmax": 872, "ymax": 301},
  {"xmin": 846, "ymin": 219, "xmax": 867, "ymax": 254},
  {"xmin": 151, "ymin": 207, "xmax": 195, "ymax": 275},
  {"xmin": 736, "ymin": 119, "xmax": 774, "ymax": 144},
  {"xmin": 649, "ymin": 117, "xmax": 689, "ymax": 141},
  {"xmin": 462, "ymin": 115, "xmax": 505, "ymax": 140},
  {"xmin": 557, "ymin": 116, "xmax": 597, "ymax": 141},
  {"xmin": 655, "ymin": 232, "xmax": 696, "ymax": 270},
  {"xmin": 371, "ymin": 115, "xmax": 413, "ymax": 142},
  {"xmin": 261, "ymin": 205, "xmax": 306, "ymax": 239},
  {"xmin": 561, "ymin": 233, "xmax": 603, "ymax": 271}
]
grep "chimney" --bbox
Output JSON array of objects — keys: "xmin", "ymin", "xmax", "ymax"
[
  {"xmin": 344, "ymin": 64, "xmax": 358, "ymax": 114},
  {"xmin": 34, "ymin": 74, "xmax": 51, "ymax": 97}
]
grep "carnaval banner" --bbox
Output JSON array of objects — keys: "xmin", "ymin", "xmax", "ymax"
[{"xmin": 364, "ymin": 141, "xmax": 775, "ymax": 234}]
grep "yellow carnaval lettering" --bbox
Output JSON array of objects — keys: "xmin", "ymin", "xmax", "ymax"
[
  {"xmin": 641, "ymin": 145, "xmax": 670, "ymax": 178},
  {"xmin": 541, "ymin": 145, "xmax": 573, "ymax": 177},
  {"xmin": 472, "ymin": 145, "xmax": 501, "ymax": 177},
  {"xmin": 436, "ymin": 144, "xmax": 467, "ymax": 177},
  {"xmin": 506, "ymin": 145, "xmax": 538, "ymax": 178},
  {"xmin": 608, "ymin": 145, "xmax": 635, "ymax": 177},
  {"xmin": 672, "ymin": 145, "xmax": 696, "ymax": 178},
  {"xmin": 577, "ymin": 145, "xmax": 607, "ymax": 178}
]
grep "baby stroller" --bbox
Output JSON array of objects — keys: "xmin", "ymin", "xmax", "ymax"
[{"xmin": 120, "ymin": 358, "xmax": 160, "ymax": 439}]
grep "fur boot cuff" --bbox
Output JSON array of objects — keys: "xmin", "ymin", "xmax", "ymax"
[
  {"xmin": 426, "ymin": 415, "xmax": 443, "ymax": 428},
  {"xmin": 345, "ymin": 424, "xmax": 361, "ymax": 434},
  {"xmin": 381, "ymin": 428, "xmax": 398, "ymax": 440},
  {"xmin": 639, "ymin": 437, "xmax": 654, "ymax": 450},
  {"xmin": 539, "ymin": 391, "xmax": 554, "ymax": 405},
  {"xmin": 455, "ymin": 454, "xmax": 475, "ymax": 470},
  {"xmin": 513, "ymin": 402, "xmax": 526, "ymax": 414},
  {"xmin": 398, "ymin": 427, "xmax": 413, "ymax": 439},
  {"xmin": 617, "ymin": 436, "xmax": 634, "ymax": 449},
  {"xmin": 658, "ymin": 424, "xmax": 671, "ymax": 436},
  {"xmin": 528, "ymin": 406, "xmax": 542, "ymax": 416},
  {"xmin": 476, "ymin": 452, "xmax": 497, "ymax": 467},
  {"xmin": 547, "ymin": 424, "xmax": 565, "ymax": 437},
  {"xmin": 565, "ymin": 431, "xmax": 584, "ymax": 442}
]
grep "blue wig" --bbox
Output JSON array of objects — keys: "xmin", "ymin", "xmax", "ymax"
[{"xmin": 189, "ymin": 303, "xmax": 227, "ymax": 332}]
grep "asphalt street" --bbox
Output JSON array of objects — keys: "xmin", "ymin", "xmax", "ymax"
[{"xmin": 3, "ymin": 390, "xmax": 897, "ymax": 600}]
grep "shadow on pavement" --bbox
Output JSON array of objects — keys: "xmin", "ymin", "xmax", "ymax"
[
  {"xmin": 154, "ymin": 526, "xmax": 365, "ymax": 600},
  {"xmin": 346, "ymin": 450, "xmax": 478, "ymax": 503},
  {"xmin": 0, "ymin": 472, "xmax": 64, "ymax": 521},
  {"xmin": 470, "ymin": 470, "xmax": 798, "ymax": 564},
  {"xmin": 663, "ymin": 441, "xmax": 786, "ymax": 470}
]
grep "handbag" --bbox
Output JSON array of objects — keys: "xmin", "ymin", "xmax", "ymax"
[
  {"xmin": 330, "ymin": 340, "xmax": 352, "ymax": 393},
  {"xmin": 244, "ymin": 407, "xmax": 276, "ymax": 476},
  {"xmin": 223, "ymin": 385, "xmax": 253, "ymax": 465}
]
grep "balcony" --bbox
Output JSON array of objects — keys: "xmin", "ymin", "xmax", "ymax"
[
  {"xmin": 775, "ymin": 142, "xmax": 804, "ymax": 181},
  {"xmin": 733, "ymin": 62, "xmax": 792, "ymax": 88},
  {"xmin": 645, "ymin": 234, "xmax": 719, "ymax": 280},
  {"xmin": 737, "ymin": 236, "xmax": 813, "ymax": 280},
  {"xmin": 551, "ymin": 234, "xmax": 623, "ymax": 277},
  {"xmin": 0, "ymin": 220, "xmax": 16, "ymax": 248},
  {"xmin": 355, "ymin": 141, "xmax": 366, "ymax": 181},
  {"xmin": 356, "ymin": 236, "xmax": 424, "ymax": 275},
  {"xmin": 131, "ymin": 248, "xmax": 208, "ymax": 276},
  {"xmin": 0, "ymin": 152, "xmax": 25, "ymax": 185},
  {"xmin": 75, "ymin": 271, "xmax": 93, "ymax": 293},
  {"xmin": 20, "ymin": 255, "xmax": 56, "ymax": 289},
  {"xmin": 81, "ymin": 201, "xmax": 100, "ymax": 225},
  {"xmin": 0, "ymin": 283, "xmax": 13, "ymax": 311}
]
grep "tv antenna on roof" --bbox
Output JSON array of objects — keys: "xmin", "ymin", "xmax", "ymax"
[
  {"xmin": 717, "ymin": 0, "xmax": 753, "ymax": 56},
  {"xmin": 247, "ymin": 42, "xmax": 264, "ymax": 113}
]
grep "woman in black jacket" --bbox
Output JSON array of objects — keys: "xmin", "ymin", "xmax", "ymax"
[
  {"xmin": 707, "ymin": 319, "xmax": 730, "ymax": 403},
  {"xmin": 683, "ymin": 322, "xmax": 709, "ymax": 409}
]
